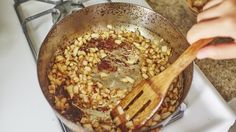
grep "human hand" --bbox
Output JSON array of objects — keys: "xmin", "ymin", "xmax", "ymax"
[{"xmin": 187, "ymin": 0, "xmax": 236, "ymax": 59}]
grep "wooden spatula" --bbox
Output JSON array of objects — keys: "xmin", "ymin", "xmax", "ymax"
[{"xmin": 110, "ymin": 38, "xmax": 213, "ymax": 130}]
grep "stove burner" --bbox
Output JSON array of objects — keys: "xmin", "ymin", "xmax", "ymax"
[{"xmin": 13, "ymin": 0, "xmax": 187, "ymax": 131}]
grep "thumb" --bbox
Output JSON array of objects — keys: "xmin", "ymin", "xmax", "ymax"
[{"xmin": 197, "ymin": 42, "xmax": 236, "ymax": 60}]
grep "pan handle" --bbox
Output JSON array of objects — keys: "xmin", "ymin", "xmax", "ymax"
[{"xmin": 79, "ymin": 0, "xmax": 112, "ymax": 8}]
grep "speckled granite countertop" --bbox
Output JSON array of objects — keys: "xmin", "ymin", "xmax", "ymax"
[{"xmin": 146, "ymin": 0, "xmax": 236, "ymax": 102}]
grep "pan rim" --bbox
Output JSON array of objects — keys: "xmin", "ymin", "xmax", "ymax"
[{"xmin": 37, "ymin": 2, "xmax": 193, "ymax": 131}]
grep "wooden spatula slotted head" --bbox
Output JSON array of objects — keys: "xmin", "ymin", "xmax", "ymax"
[{"xmin": 111, "ymin": 38, "xmax": 213, "ymax": 131}]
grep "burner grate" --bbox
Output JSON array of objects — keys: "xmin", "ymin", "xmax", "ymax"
[{"xmin": 14, "ymin": 0, "xmax": 87, "ymax": 60}]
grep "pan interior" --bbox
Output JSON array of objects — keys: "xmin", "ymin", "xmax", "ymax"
[{"xmin": 37, "ymin": 2, "xmax": 193, "ymax": 131}]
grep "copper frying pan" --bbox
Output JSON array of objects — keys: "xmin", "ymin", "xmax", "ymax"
[{"xmin": 37, "ymin": 2, "xmax": 193, "ymax": 131}]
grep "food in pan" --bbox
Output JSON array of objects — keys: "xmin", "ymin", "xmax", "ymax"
[{"xmin": 47, "ymin": 25, "xmax": 182, "ymax": 131}]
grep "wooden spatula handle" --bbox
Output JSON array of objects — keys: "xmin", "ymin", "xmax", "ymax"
[
  {"xmin": 169, "ymin": 38, "xmax": 213, "ymax": 74},
  {"xmin": 152, "ymin": 38, "xmax": 213, "ymax": 92}
]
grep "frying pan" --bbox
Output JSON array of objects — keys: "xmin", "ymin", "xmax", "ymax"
[{"xmin": 37, "ymin": 2, "xmax": 193, "ymax": 131}]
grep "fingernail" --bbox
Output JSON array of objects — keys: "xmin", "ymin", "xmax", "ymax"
[{"xmin": 197, "ymin": 51, "xmax": 207, "ymax": 59}]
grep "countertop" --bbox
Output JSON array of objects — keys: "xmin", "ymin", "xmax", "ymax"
[{"xmin": 146, "ymin": 0, "xmax": 236, "ymax": 102}]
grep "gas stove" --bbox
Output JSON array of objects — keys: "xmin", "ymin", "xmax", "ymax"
[{"xmin": 12, "ymin": 0, "xmax": 235, "ymax": 132}]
